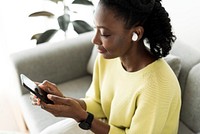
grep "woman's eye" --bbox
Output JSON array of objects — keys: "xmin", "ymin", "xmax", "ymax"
[{"xmin": 101, "ymin": 34, "xmax": 111, "ymax": 37}]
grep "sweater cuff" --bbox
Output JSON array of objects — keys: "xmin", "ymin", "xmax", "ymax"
[{"xmin": 82, "ymin": 98, "xmax": 105, "ymax": 118}]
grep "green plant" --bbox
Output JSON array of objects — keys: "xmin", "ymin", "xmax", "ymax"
[{"xmin": 30, "ymin": 0, "xmax": 94, "ymax": 44}]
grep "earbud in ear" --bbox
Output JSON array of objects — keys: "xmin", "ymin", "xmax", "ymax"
[{"xmin": 132, "ymin": 32, "xmax": 138, "ymax": 41}]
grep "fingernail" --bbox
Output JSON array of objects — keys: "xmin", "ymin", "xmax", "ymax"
[
  {"xmin": 37, "ymin": 101, "xmax": 40, "ymax": 105},
  {"xmin": 47, "ymin": 94, "xmax": 52, "ymax": 99},
  {"xmin": 47, "ymin": 88, "xmax": 52, "ymax": 92}
]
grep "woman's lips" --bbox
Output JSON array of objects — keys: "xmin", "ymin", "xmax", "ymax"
[{"xmin": 97, "ymin": 47, "xmax": 107, "ymax": 53}]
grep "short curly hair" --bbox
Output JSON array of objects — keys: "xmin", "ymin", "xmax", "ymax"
[{"xmin": 99, "ymin": 0, "xmax": 176, "ymax": 58}]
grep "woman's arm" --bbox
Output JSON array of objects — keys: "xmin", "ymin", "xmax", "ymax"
[
  {"xmin": 40, "ymin": 95, "xmax": 110, "ymax": 134},
  {"xmin": 32, "ymin": 80, "xmax": 110, "ymax": 134}
]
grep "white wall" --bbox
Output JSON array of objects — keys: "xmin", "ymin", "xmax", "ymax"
[
  {"xmin": 163, "ymin": 0, "xmax": 200, "ymax": 50},
  {"xmin": 0, "ymin": 0, "xmax": 60, "ymax": 93},
  {"xmin": 1, "ymin": 0, "xmax": 199, "ymax": 54}
]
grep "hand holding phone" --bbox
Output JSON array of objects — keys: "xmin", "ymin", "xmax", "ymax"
[{"xmin": 20, "ymin": 74, "xmax": 54, "ymax": 104}]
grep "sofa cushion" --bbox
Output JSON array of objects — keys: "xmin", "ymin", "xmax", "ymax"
[
  {"xmin": 20, "ymin": 95, "xmax": 64, "ymax": 134},
  {"xmin": 178, "ymin": 121, "xmax": 194, "ymax": 134},
  {"xmin": 87, "ymin": 46, "xmax": 181, "ymax": 77},
  {"xmin": 180, "ymin": 63, "xmax": 200, "ymax": 133},
  {"xmin": 164, "ymin": 54, "xmax": 181, "ymax": 77},
  {"xmin": 171, "ymin": 40, "xmax": 200, "ymax": 94},
  {"xmin": 20, "ymin": 76, "xmax": 92, "ymax": 134},
  {"xmin": 58, "ymin": 75, "xmax": 92, "ymax": 99}
]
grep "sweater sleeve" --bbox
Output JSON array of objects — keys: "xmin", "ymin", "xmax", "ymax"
[
  {"xmin": 109, "ymin": 73, "xmax": 180, "ymax": 134},
  {"xmin": 127, "ymin": 76, "xmax": 181, "ymax": 134},
  {"xmin": 83, "ymin": 55, "xmax": 106, "ymax": 118}
]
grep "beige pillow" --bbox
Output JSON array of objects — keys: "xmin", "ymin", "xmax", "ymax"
[
  {"xmin": 87, "ymin": 46, "xmax": 98, "ymax": 74},
  {"xmin": 164, "ymin": 54, "xmax": 182, "ymax": 77}
]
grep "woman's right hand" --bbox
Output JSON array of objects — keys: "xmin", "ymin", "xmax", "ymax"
[
  {"xmin": 30, "ymin": 80, "xmax": 64, "ymax": 106},
  {"xmin": 38, "ymin": 80, "xmax": 64, "ymax": 97}
]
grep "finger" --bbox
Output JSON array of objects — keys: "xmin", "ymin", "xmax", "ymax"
[
  {"xmin": 42, "ymin": 80, "xmax": 57, "ymax": 90},
  {"xmin": 30, "ymin": 97, "xmax": 41, "ymax": 105},
  {"xmin": 30, "ymin": 93, "xmax": 37, "ymax": 102},
  {"xmin": 34, "ymin": 81, "xmax": 40, "ymax": 85},
  {"xmin": 40, "ymin": 101, "xmax": 56, "ymax": 112},
  {"xmin": 38, "ymin": 80, "xmax": 56, "ymax": 93},
  {"xmin": 47, "ymin": 94, "xmax": 72, "ymax": 105},
  {"xmin": 32, "ymin": 101, "xmax": 38, "ymax": 105},
  {"xmin": 40, "ymin": 101, "xmax": 70, "ymax": 117},
  {"xmin": 30, "ymin": 93, "xmax": 41, "ymax": 105},
  {"xmin": 32, "ymin": 100, "xmax": 41, "ymax": 106},
  {"xmin": 30, "ymin": 92, "xmax": 39, "ymax": 100},
  {"xmin": 40, "ymin": 101, "xmax": 48, "ymax": 110}
]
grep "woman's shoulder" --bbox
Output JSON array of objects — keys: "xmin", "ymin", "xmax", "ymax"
[{"xmin": 143, "ymin": 58, "xmax": 181, "ymax": 93}]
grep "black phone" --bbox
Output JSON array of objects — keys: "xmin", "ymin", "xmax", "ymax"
[{"xmin": 20, "ymin": 74, "xmax": 54, "ymax": 104}]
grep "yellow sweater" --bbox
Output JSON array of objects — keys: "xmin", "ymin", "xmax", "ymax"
[{"xmin": 84, "ymin": 55, "xmax": 181, "ymax": 134}]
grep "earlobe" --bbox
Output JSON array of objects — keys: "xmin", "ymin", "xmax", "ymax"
[{"xmin": 132, "ymin": 32, "xmax": 138, "ymax": 41}]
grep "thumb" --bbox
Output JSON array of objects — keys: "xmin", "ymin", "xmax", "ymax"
[
  {"xmin": 38, "ymin": 84, "xmax": 54, "ymax": 94},
  {"xmin": 47, "ymin": 94, "xmax": 71, "ymax": 105}
]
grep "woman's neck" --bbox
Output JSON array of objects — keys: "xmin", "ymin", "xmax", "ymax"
[{"xmin": 120, "ymin": 42, "xmax": 157, "ymax": 72}]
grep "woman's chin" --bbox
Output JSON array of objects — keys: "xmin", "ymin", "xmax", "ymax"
[{"xmin": 100, "ymin": 53, "xmax": 116, "ymax": 59}]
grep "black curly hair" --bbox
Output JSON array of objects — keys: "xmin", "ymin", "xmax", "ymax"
[{"xmin": 99, "ymin": 0, "xmax": 176, "ymax": 58}]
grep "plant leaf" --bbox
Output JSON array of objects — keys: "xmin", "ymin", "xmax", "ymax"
[
  {"xmin": 36, "ymin": 29, "xmax": 58, "ymax": 44},
  {"xmin": 72, "ymin": 20, "xmax": 93, "ymax": 34},
  {"xmin": 57, "ymin": 14, "xmax": 70, "ymax": 31},
  {"xmin": 29, "ymin": 11, "xmax": 54, "ymax": 17},
  {"xmin": 72, "ymin": 0, "xmax": 93, "ymax": 5},
  {"xmin": 49, "ymin": 0, "xmax": 63, "ymax": 3},
  {"xmin": 31, "ymin": 33, "xmax": 42, "ymax": 40}
]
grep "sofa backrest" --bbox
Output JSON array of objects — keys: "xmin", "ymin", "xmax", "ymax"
[
  {"xmin": 10, "ymin": 32, "xmax": 94, "ymax": 95},
  {"xmin": 180, "ymin": 63, "xmax": 200, "ymax": 133},
  {"xmin": 171, "ymin": 40, "xmax": 200, "ymax": 95},
  {"xmin": 171, "ymin": 40, "xmax": 200, "ymax": 133}
]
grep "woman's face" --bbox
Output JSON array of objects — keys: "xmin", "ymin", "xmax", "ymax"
[{"xmin": 92, "ymin": 3, "xmax": 134, "ymax": 59}]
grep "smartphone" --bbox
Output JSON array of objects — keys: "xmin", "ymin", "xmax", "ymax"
[{"xmin": 20, "ymin": 74, "xmax": 54, "ymax": 104}]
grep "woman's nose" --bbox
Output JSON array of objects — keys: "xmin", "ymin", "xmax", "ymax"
[{"xmin": 91, "ymin": 30, "xmax": 101, "ymax": 45}]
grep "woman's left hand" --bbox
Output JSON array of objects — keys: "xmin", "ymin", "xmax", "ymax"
[{"xmin": 40, "ymin": 95, "xmax": 87, "ymax": 122}]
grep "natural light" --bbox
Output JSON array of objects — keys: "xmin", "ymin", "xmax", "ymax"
[
  {"xmin": 0, "ymin": 0, "xmax": 95, "ymax": 92},
  {"xmin": 0, "ymin": 0, "xmax": 200, "ymax": 133}
]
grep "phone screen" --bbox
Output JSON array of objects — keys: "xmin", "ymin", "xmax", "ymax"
[
  {"xmin": 20, "ymin": 74, "xmax": 53, "ymax": 104},
  {"xmin": 22, "ymin": 74, "xmax": 38, "ymax": 92}
]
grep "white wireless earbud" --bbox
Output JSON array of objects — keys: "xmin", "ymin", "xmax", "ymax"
[{"xmin": 132, "ymin": 32, "xmax": 138, "ymax": 41}]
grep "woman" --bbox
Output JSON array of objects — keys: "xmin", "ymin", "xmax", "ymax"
[{"xmin": 32, "ymin": 0, "xmax": 181, "ymax": 133}]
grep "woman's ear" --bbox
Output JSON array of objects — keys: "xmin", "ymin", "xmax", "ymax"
[{"xmin": 132, "ymin": 26, "xmax": 144, "ymax": 41}]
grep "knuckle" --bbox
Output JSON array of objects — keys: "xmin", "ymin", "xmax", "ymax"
[
  {"xmin": 42, "ymin": 80, "xmax": 49, "ymax": 84},
  {"xmin": 41, "ymin": 105, "xmax": 45, "ymax": 109},
  {"xmin": 50, "ymin": 83, "xmax": 57, "ymax": 89},
  {"xmin": 52, "ymin": 83, "xmax": 56, "ymax": 86}
]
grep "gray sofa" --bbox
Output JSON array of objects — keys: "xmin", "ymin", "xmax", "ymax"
[{"xmin": 9, "ymin": 31, "xmax": 200, "ymax": 134}]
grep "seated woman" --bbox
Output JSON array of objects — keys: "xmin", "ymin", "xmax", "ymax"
[{"xmin": 31, "ymin": 0, "xmax": 181, "ymax": 133}]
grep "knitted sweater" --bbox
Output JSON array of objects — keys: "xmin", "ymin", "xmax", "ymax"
[{"xmin": 84, "ymin": 55, "xmax": 181, "ymax": 134}]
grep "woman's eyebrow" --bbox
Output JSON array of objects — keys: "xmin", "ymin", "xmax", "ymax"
[{"xmin": 94, "ymin": 26, "xmax": 111, "ymax": 31}]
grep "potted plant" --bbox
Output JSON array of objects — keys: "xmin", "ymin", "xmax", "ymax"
[{"xmin": 29, "ymin": 0, "xmax": 94, "ymax": 44}]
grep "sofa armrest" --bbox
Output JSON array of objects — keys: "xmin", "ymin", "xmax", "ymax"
[{"xmin": 9, "ymin": 32, "xmax": 94, "ymax": 95}]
